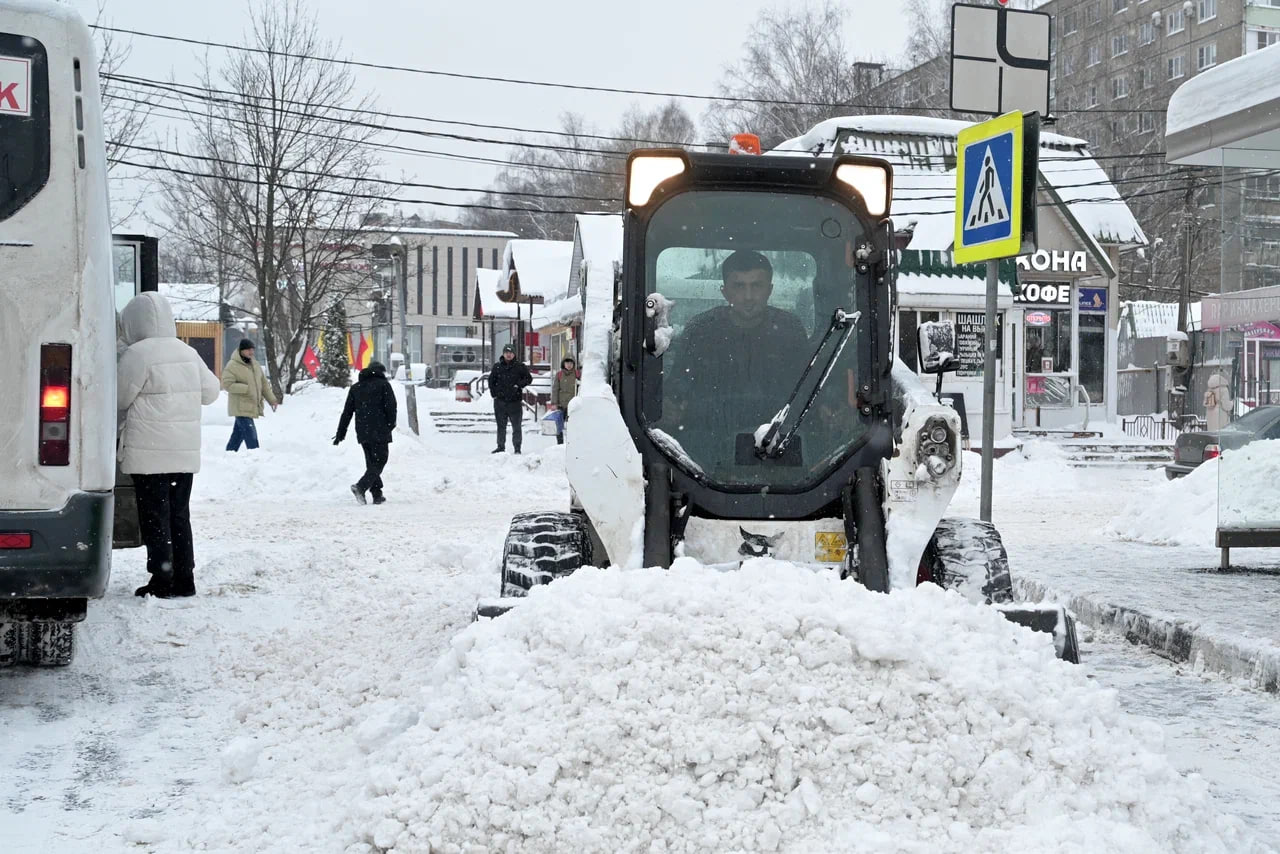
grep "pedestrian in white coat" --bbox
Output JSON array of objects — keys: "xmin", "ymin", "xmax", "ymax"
[
  {"xmin": 117, "ymin": 292, "xmax": 221, "ymax": 598},
  {"xmin": 1205, "ymin": 371, "xmax": 1233, "ymax": 432}
]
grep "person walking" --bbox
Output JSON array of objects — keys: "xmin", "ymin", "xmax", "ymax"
[
  {"xmin": 117, "ymin": 292, "xmax": 221, "ymax": 598},
  {"xmin": 333, "ymin": 361, "xmax": 398, "ymax": 505},
  {"xmin": 222, "ymin": 338, "xmax": 279, "ymax": 451},
  {"xmin": 489, "ymin": 344, "xmax": 532, "ymax": 454},
  {"xmin": 548, "ymin": 356, "xmax": 580, "ymax": 445}
]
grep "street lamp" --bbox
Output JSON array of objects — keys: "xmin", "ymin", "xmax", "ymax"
[{"xmin": 372, "ymin": 237, "xmax": 419, "ymax": 434}]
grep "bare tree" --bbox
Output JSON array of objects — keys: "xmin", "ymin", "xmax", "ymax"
[
  {"xmin": 466, "ymin": 101, "xmax": 697, "ymax": 239},
  {"xmin": 157, "ymin": 1, "xmax": 382, "ymax": 396},
  {"xmin": 86, "ymin": 2, "xmax": 153, "ymax": 227},
  {"xmin": 704, "ymin": 1, "xmax": 886, "ymax": 149}
]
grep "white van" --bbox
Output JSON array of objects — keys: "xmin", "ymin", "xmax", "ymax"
[{"xmin": 0, "ymin": 1, "xmax": 117, "ymax": 665}]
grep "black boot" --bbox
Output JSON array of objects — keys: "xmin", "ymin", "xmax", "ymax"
[
  {"xmin": 491, "ymin": 447, "xmax": 504, "ymax": 454},
  {"xmin": 350, "ymin": 484, "xmax": 367, "ymax": 505},
  {"xmin": 556, "ymin": 434, "xmax": 564, "ymax": 445}
]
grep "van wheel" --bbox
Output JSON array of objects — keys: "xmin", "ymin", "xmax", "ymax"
[
  {"xmin": 499, "ymin": 511, "xmax": 592, "ymax": 598},
  {"xmin": 921, "ymin": 517, "xmax": 1014, "ymax": 605},
  {"xmin": 1, "ymin": 622, "xmax": 76, "ymax": 667}
]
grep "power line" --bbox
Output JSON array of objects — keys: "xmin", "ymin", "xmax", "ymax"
[{"xmin": 92, "ymin": 22, "xmax": 1178, "ymax": 115}]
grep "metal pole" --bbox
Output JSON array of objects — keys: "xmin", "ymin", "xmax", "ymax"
[
  {"xmin": 981, "ymin": 259, "xmax": 998, "ymax": 522},
  {"xmin": 397, "ymin": 251, "xmax": 410, "ymax": 382}
]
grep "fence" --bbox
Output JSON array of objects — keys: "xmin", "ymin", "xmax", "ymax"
[{"xmin": 1120, "ymin": 414, "xmax": 1207, "ymax": 441}]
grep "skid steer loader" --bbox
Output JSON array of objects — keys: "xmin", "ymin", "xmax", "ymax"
[{"xmin": 478, "ymin": 149, "xmax": 1079, "ymax": 663}]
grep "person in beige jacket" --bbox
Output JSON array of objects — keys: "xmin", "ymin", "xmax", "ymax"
[{"xmin": 221, "ymin": 338, "xmax": 279, "ymax": 451}]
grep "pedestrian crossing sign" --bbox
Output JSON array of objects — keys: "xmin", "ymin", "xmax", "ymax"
[{"xmin": 955, "ymin": 111, "xmax": 1025, "ymax": 264}]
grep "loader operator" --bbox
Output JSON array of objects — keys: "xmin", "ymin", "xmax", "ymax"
[{"xmin": 664, "ymin": 250, "xmax": 808, "ymax": 465}]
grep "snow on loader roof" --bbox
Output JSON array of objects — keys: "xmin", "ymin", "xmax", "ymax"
[{"xmin": 345, "ymin": 560, "xmax": 1261, "ymax": 853}]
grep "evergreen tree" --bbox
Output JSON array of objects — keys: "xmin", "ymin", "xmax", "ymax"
[{"xmin": 317, "ymin": 301, "xmax": 351, "ymax": 388}]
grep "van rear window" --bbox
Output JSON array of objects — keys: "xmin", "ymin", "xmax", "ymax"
[{"xmin": 0, "ymin": 32, "xmax": 50, "ymax": 223}]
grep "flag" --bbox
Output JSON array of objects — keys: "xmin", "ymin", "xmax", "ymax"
[
  {"xmin": 346, "ymin": 334, "xmax": 355, "ymax": 366},
  {"xmin": 355, "ymin": 334, "xmax": 371, "ymax": 370},
  {"xmin": 302, "ymin": 345, "xmax": 320, "ymax": 378}
]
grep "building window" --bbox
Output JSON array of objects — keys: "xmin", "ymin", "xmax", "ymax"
[
  {"xmin": 1167, "ymin": 6, "xmax": 1185, "ymax": 35},
  {"xmin": 1088, "ymin": 84, "xmax": 1099, "ymax": 107},
  {"xmin": 437, "ymin": 324, "xmax": 470, "ymax": 339},
  {"xmin": 1136, "ymin": 66, "xmax": 1148, "ymax": 89},
  {"xmin": 446, "ymin": 246, "xmax": 454, "ymax": 315},
  {"xmin": 1247, "ymin": 174, "xmax": 1280, "ymax": 199},
  {"xmin": 1063, "ymin": 9, "xmax": 1078, "ymax": 34},
  {"xmin": 1198, "ymin": 42, "xmax": 1217, "ymax": 69},
  {"xmin": 1087, "ymin": 44, "xmax": 1101, "ymax": 66},
  {"xmin": 1113, "ymin": 0, "xmax": 1128, "ymax": 10},
  {"xmin": 1255, "ymin": 29, "xmax": 1280, "ymax": 52},
  {"xmin": 1168, "ymin": 54, "xmax": 1185, "ymax": 78},
  {"xmin": 1198, "ymin": 0, "xmax": 1216, "ymax": 22},
  {"xmin": 1112, "ymin": 33, "xmax": 1129, "ymax": 56},
  {"xmin": 1138, "ymin": 20, "xmax": 1154, "ymax": 45},
  {"xmin": 1086, "ymin": 2, "xmax": 1101, "ymax": 25},
  {"xmin": 1140, "ymin": 112, "xmax": 1157, "ymax": 134},
  {"xmin": 431, "ymin": 246, "xmax": 439, "ymax": 314},
  {"xmin": 1112, "ymin": 75, "xmax": 1129, "ymax": 99},
  {"xmin": 1060, "ymin": 91, "xmax": 1073, "ymax": 110},
  {"xmin": 1064, "ymin": 53, "xmax": 1076, "ymax": 75}
]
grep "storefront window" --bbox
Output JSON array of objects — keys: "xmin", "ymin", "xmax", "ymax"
[
  {"xmin": 1078, "ymin": 313, "xmax": 1106, "ymax": 402},
  {"xmin": 1024, "ymin": 310, "xmax": 1072, "ymax": 374}
]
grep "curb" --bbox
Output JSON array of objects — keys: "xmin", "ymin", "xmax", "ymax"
[{"xmin": 1015, "ymin": 577, "xmax": 1280, "ymax": 693}]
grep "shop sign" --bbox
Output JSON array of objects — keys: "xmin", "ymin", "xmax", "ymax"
[
  {"xmin": 1014, "ymin": 281, "xmax": 1072, "ymax": 305},
  {"xmin": 1026, "ymin": 375, "xmax": 1046, "ymax": 395},
  {"xmin": 954, "ymin": 311, "xmax": 1001, "ymax": 377},
  {"xmin": 1236, "ymin": 321, "xmax": 1280, "ymax": 340},
  {"xmin": 1077, "ymin": 286, "xmax": 1107, "ymax": 313},
  {"xmin": 1025, "ymin": 311, "xmax": 1052, "ymax": 326},
  {"xmin": 1016, "ymin": 249, "xmax": 1088, "ymax": 273}
]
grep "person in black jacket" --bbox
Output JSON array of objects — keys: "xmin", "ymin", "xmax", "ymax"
[
  {"xmin": 488, "ymin": 344, "xmax": 532, "ymax": 454},
  {"xmin": 333, "ymin": 361, "xmax": 398, "ymax": 504}
]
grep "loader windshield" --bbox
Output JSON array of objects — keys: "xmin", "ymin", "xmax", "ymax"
[{"xmin": 641, "ymin": 190, "xmax": 870, "ymax": 490}]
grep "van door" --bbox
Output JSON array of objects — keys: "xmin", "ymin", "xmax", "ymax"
[{"xmin": 110, "ymin": 235, "xmax": 158, "ymax": 549}]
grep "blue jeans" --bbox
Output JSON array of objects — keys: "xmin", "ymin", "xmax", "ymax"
[{"xmin": 226, "ymin": 416, "xmax": 259, "ymax": 451}]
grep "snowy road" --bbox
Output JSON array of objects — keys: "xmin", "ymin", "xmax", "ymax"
[{"xmin": 2, "ymin": 391, "xmax": 1278, "ymax": 851}]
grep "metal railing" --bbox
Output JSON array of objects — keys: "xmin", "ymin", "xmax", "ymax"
[{"xmin": 1121, "ymin": 414, "xmax": 1206, "ymax": 441}]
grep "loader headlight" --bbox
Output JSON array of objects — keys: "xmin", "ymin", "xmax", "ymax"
[
  {"xmin": 627, "ymin": 153, "xmax": 687, "ymax": 207},
  {"xmin": 833, "ymin": 158, "xmax": 892, "ymax": 218},
  {"xmin": 917, "ymin": 417, "xmax": 956, "ymax": 477},
  {"xmin": 929, "ymin": 425, "xmax": 948, "ymax": 444}
]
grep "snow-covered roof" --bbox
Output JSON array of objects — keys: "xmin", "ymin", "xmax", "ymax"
[
  {"xmin": 358, "ymin": 226, "xmax": 516, "ymax": 239},
  {"xmin": 498, "ymin": 239, "xmax": 574, "ymax": 303},
  {"xmin": 574, "ymin": 214, "xmax": 623, "ymax": 266},
  {"xmin": 159, "ymin": 282, "xmax": 222, "ymax": 322},
  {"xmin": 434, "ymin": 336, "xmax": 484, "ymax": 347},
  {"xmin": 773, "ymin": 115, "xmax": 1146, "ymax": 250},
  {"xmin": 898, "ymin": 271, "xmax": 1013, "ymax": 305},
  {"xmin": 534, "ymin": 294, "xmax": 584, "ymax": 330},
  {"xmin": 1122, "ymin": 300, "xmax": 1203, "ymax": 338},
  {"xmin": 474, "ymin": 267, "xmax": 518, "ymax": 320},
  {"xmin": 1167, "ymin": 46, "xmax": 1280, "ymax": 168}
]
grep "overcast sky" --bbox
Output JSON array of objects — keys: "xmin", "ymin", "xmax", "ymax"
[{"xmin": 69, "ymin": 0, "xmax": 912, "ymax": 225}]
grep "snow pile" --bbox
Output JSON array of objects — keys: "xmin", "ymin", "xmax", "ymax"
[
  {"xmin": 953, "ymin": 439, "xmax": 1079, "ymax": 510},
  {"xmin": 1106, "ymin": 461, "xmax": 1217, "ymax": 547},
  {"xmin": 346, "ymin": 560, "xmax": 1259, "ymax": 854},
  {"xmin": 1219, "ymin": 439, "xmax": 1280, "ymax": 530},
  {"xmin": 1106, "ymin": 440, "xmax": 1280, "ymax": 546}
]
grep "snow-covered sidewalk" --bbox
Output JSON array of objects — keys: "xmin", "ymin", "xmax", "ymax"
[{"xmin": 950, "ymin": 443, "xmax": 1280, "ymax": 692}]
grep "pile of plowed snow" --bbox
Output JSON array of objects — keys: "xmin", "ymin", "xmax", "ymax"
[
  {"xmin": 344, "ymin": 559, "xmax": 1261, "ymax": 854},
  {"xmin": 1106, "ymin": 458, "xmax": 1218, "ymax": 547}
]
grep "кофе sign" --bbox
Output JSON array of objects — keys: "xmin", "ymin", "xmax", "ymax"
[{"xmin": 1014, "ymin": 281, "xmax": 1072, "ymax": 306}]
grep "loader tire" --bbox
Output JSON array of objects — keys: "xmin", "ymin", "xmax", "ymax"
[
  {"xmin": 922, "ymin": 517, "xmax": 1014, "ymax": 606},
  {"xmin": 499, "ymin": 511, "xmax": 592, "ymax": 598},
  {"xmin": 0, "ymin": 621, "xmax": 75, "ymax": 667}
]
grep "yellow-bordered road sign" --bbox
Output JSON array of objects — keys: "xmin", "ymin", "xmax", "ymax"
[{"xmin": 955, "ymin": 111, "xmax": 1024, "ymax": 264}]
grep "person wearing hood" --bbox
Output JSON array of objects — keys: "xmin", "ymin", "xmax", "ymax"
[
  {"xmin": 221, "ymin": 338, "xmax": 279, "ymax": 451},
  {"xmin": 333, "ymin": 361, "xmax": 398, "ymax": 504},
  {"xmin": 117, "ymin": 292, "xmax": 221, "ymax": 598},
  {"xmin": 548, "ymin": 356, "xmax": 580, "ymax": 445},
  {"xmin": 488, "ymin": 344, "xmax": 533, "ymax": 454}
]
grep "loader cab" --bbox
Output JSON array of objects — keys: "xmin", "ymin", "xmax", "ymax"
[{"xmin": 620, "ymin": 150, "xmax": 897, "ymax": 522}]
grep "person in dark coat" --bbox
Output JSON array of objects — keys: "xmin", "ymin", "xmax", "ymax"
[
  {"xmin": 333, "ymin": 361, "xmax": 397, "ymax": 504},
  {"xmin": 488, "ymin": 344, "xmax": 532, "ymax": 454}
]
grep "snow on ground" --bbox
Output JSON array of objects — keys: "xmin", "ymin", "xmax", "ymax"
[
  {"xmin": 1106, "ymin": 460, "xmax": 1218, "ymax": 547},
  {"xmin": 334, "ymin": 564, "xmax": 1256, "ymax": 854},
  {"xmin": 2, "ymin": 395, "xmax": 1279, "ymax": 852}
]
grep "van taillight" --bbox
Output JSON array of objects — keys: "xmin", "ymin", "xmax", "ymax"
[{"xmin": 39, "ymin": 344, "xmax": 72, "ymax": 466}]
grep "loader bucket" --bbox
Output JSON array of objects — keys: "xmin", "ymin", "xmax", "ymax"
[{"xmin": 996, "ymin": 603, "xmax": 1081, "ymax": 663}]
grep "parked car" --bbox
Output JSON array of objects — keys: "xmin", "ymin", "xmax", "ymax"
[{"xmin": 1165, "ymin": 405, "xmax": 1280, "ymax": 479}]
